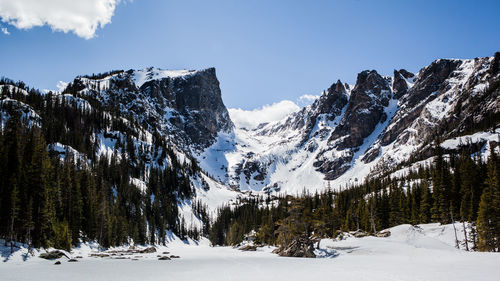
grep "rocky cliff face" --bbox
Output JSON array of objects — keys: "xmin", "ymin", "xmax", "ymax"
[
  {"xmin": 329, "ymin": 70, "xmax": 391, "ymax": 150},
  {"xmin": 71, "ymin": 67, "xmax": 233, "ymax": 151},
  {"xmin": 392, "ymin": 69, "xmax": 414, "ymax": 99}
]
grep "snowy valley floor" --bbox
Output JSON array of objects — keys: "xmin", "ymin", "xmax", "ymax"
[{"xmin": 1, "ymin": 223, "xmax": 500, "ymax": 281}]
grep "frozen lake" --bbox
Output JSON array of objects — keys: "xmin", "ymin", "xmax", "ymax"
[{"xmin": 2, "ymin": 224, "xmax": 500, "ymax": 281}]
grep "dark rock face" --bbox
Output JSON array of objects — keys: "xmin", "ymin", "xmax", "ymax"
[
  {"xmin": 393, "ymin": 69, "xmax": 414, "ymax": 99},
  {"xmin": 315, "ymin": 80, "xmax": 349, "ymax": 117},
  {"xmin": 399, "ymin": 69, "xmax": 414, "ymax": 79},
  {"xmin": 314, "ymin": 153, "xmax": 352, "ymax": 180},
  {"xmin": 381, "ymin": 59, "xmax": 462, "ymax": 146},
  {"xmin": 74, "ymin": 67, "xmax": 233, "ymax": 150},
  {"xmin": 330, "ymin": 70, "xmax": 390, "ymax": 150},
  {"xmin": 249, "ymin": 70, "xmax": 396, "ymax": 182},
  {"xmin": 405, "ymin": 59, "xmax": 461, "ymax": 108},
  {"xmin": 362, "ymin": 145, "xmax": 380, "ymax": 163},
  {"xmin": 438, "ymin": 57, "xmax": 500, "ymax": 138},
  {"xmin": 141, "ymin": 68, "xmax": 233, "ymax": 147},
  {"xmin": 243, "ymin": 160, "xmax": 267, "ymax": 182},
  {"xmin": 292, "ymin": 80, "xmax": 348, "ymax": 145}
]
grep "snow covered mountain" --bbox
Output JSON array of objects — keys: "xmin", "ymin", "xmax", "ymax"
[
  {"xmin": 199, "ymin": 54, "xmax": 500, "ymax": 193},
  {"xmin": 2, "ymin": 54, "xmax": 499, "ymax": 202},
  {"xmin": 69, "ymin": 67, "xmax": 233, "ymax": 151}
]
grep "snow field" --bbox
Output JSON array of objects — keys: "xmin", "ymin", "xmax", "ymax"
[{"xmin": 1, "ymin": 223, "xmax": 499, "ymax": 281}]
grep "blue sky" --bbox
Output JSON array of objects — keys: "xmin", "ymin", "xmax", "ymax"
[{"xmin": 0, "ymin": 0, "xmax": 499, "ymax": 110}]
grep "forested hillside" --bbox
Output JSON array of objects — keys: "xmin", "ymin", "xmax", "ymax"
[
  {"xmin": 0, "ymin": 79, "xmax": 209, "ymax": 251},
  {"xmin": 209, "ymin": 144, "xmax": 500, "ymax": 252}
]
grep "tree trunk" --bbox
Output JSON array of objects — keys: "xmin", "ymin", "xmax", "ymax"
[
  {"xmin": 10, "ymin": 217, "xmax": 15, "ymax": 254},
  {"xmin": 370, "ymin": 204, "xmax": 377, "ymax": 233},
  {"xmin": 462, "ymin": 221, "xmax": 469, "ymax": 251},
  {"xmin": 450, "ymin": 211, "xmax": 459, "ymax": 249}
]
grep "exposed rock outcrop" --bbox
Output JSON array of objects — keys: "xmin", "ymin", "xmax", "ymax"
[
  {"xmin": 329, "ymin": 70, "xmax": 391, "ymax": 150},
  {"xmin": 272, "ymin": 236, "xmax": 316, "ymax": 258},
  {"xmin": 140, "ymin": 68, "xmax": 233, "ymax": 147},
  {"xmin": 39, "ymin": 250, "xmax": 68, "ymax": 260},
  {"xmin": 72, "ymin": 67, "xmax": 233, "ymax": 150},
  {"xmin": 380, "ymin": 59, "xmax": 462, "ymax": 147},
  {"xmin": 393, "ymin": 69, "xmax": 414, "ymax": 99}
]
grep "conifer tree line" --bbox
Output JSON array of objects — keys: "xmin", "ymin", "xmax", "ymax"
[
  {"xmin": 0, "ymin": 79, "xmax": 208, "ymax": 252},
  {"xmin": 209, "ymin": 144, "xmax": 500, "ymax": 252},
  {"xmin": 1, "ymin": 78, "xmax": 499, "ymax": 254}
]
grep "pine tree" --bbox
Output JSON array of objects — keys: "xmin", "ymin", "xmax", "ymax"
[
  {"xmin": 476, "ymin": 148, "xmax": 499, "ymax": 252},
  {"xmin": 389, "ymin": 184, "xmax": 403, "ymax": 226},
  {"xmin": 9, "ymin": 180, "xmax": 19, "ymax": 252},
  {"xmin": 419, "ymin": 181, "xmax": 431, "ymax": 223},
  {"xmin": 1, "ymin": 116, "xmax": 22, "ymax": 250},
  {"xmin": 431, "ymin": 142, "xmax": 450, "ymax": 223},
  {"xmin": 29, "ymin": 129, "xmax": 56, "ymax": 248},
  {"xmin": 52, "ymin": 220, "xmax": 72, "ymax": 251}
]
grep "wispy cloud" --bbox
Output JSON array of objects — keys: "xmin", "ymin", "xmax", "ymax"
[
  {"xmin": 0, "ymin": 0, "xmax": 120, "ymax": 39},
  {"xmin": 229, "ymin": 93, "xmax": 323, "ymax": 129},
  {"xmin": 297, "ymin": 94, "xmax": 319, "ymax": 106},
  {"xmin": 1, "ymin": 26, "xmax": 8, "ymax": 35},
  {"xmin": 229, "ymin": 100, "xmax": 300, "ymax": 130}
]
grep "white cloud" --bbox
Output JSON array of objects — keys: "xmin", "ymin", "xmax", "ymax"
[
  {"xmin": 297, "ymin": 94, "xmax": 319, "ymax": 106},
  {"xmin": 229, "ymin": 100, "xmax": 300, "ymax": 130},
  {"xmin": 0, "ymin": 0, "xmax": 119, "ymax": 39},
  {"xmin": 42, "ymin": 80, "xmax": 68, "ymax": 94},
  {"xmin": 1, "ymin": 26, "xmax": 8, "ymax": 35},
  {"xmin": 298, "ymin": 94, "xmax": 319, "ymax": 102}
]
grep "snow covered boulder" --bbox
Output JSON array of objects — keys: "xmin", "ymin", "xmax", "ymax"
[
  {"xmin": 350, "ymin": 230, "xmax": 369, "ymax": 238},
  {"xmin": 141, "ymin": 247, "xmax": 156, "ymax": 253},
  {"xmin": 239, "ymin": 245, "xmax": 257, "ymax": 251},
  {"xmin": 375, "ymin": 230, "xmax": 391, "ymax": 237},
  {"xmin": 39, "ymin": 250, "xmax": 66, "ymax": 260},
  {"xmin": 273, "ymin": 236, "xmax": 316, "ymax": 258}
]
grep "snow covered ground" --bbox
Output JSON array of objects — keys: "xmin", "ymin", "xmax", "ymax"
[{"xmin": 1, "ymin": 223, "xmax": 499, "ymax": 281}]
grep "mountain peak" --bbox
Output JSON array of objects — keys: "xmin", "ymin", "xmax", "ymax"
[
  {"xmin": 132, "ymin": 67, "xmax": 201, "ymax": 88},
  {"xmin": 313, "ymin": 79, "xmax": 348, "ymax": 116}
]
